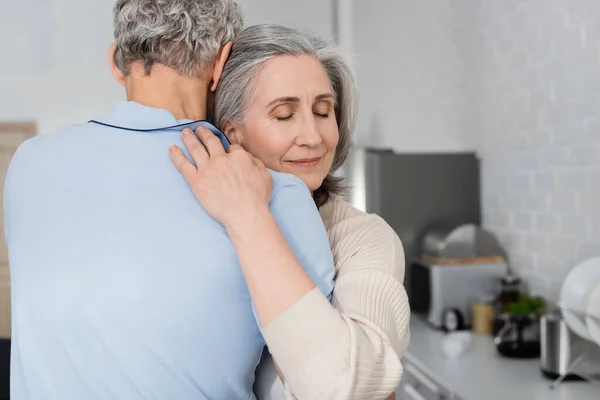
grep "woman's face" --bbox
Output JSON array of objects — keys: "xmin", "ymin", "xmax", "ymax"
[{"xmin": 225, "ymin": 55, "xmax": 339, "ymax": 192}]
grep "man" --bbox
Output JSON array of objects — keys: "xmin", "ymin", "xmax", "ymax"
[{"xmin": 4, "ymin": 1, "xmax": 334, "ymax": 399}]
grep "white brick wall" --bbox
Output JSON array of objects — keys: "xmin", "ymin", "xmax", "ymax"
[{"xmin": 474, "ymin": 0, "xmax": 600, "ymax": 301}]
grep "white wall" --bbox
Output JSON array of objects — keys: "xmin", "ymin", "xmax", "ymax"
[
  {"xmin": 0, "ymin": 0, "xmax": 121, "ymax": 134},
  {"xmin": 2, "ymin": 0, "xmax": 473, "ymax": 152},
  {"xmin": 473, "ymin": 0, "xmax": 600, "ymax": 300},
  {"xmin": 352, "ymin": 0, "xmax": 476, "ymax": 152},
  {"xmin": 2, "ymin": 0, "xmax": 472, "ymax": 151},
  {"xmin": 236, "ymin": 0, "xmax": 333, "ymax": 41},
  {"xmin": 0, "ymin": 0, "xmax": 333, "ymax": 134}
]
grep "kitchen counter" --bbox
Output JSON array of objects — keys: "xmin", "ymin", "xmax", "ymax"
[{"xmin": 401, "ymin": 315, "xmax": 599, "ymax": 400}]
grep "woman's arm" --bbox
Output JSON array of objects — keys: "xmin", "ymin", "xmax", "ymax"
[
  {"xmin": 225, "ymin": 202, "xmax": 320, "ymax": 327},
  {"xmin": 170, "ymin": 129, "xmax": 409, "ymax": 399},
  {"xmin": 263, "ymin": 215, "xmax": 410, "ymax": 400},
  {"xmin": 169, "ymin": 128, "xmax": 333, "ymax": 328}
]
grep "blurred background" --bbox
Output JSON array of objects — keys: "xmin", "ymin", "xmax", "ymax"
[{"xmin": 1, "ymin": 1, "xmax": 600, "ymax": 399}]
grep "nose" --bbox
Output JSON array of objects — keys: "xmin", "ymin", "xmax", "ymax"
[{"xmin": 296, "ymin": 113, "xmax": 323, "ymax": 147}]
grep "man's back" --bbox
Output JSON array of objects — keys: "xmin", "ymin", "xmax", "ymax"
[{"xmin": 4, "ymin": 102, "xmax": 335, "ymax": 399}]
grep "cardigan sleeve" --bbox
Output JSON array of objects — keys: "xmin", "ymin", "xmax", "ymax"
[{"xmin": 261, "ymin": 215, "xmax": 411, "ymax": 400}]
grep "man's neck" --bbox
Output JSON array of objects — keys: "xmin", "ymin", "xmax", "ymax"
[{"xmin": 125, "ymin": 64, "xmax": 210, "ymax": 121}]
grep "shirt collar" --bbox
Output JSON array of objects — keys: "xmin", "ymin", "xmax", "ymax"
[
  {"xmin": 97, "ymin": 101, "xmax": 186, "ymax": 129},
  {"xmin": 92, "ymin": 101, "xmax": 230, "ymax": 148}
]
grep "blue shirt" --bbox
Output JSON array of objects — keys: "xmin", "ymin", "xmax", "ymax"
[{"xmin": 4, "ymin": 102, "xmax": 335, "ymax": 400}]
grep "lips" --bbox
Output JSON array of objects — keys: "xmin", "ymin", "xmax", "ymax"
[{"xmin": 287, "ymin": 157, "xmax": 321, "ymax": 166}]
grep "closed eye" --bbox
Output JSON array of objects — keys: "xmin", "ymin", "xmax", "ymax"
[
  {"xmin": 276, "ymin": 114, "xmax": 294, "ymax": 121},
  {"xmin": 313, "ymin": 98, "xmax": 333, "ymax": 119}
]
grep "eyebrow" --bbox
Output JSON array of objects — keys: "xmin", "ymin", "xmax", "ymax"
[
  {"xmin": 266, "ymin": 93, "xmax": 335, "ymax": 107},
  {"xmin": 315, "ymin": 93, "xmax": 335, "ymax": 102},
  {"xmin": 267, "ymin": 96, "xmax": 300, "ymax": 107}
]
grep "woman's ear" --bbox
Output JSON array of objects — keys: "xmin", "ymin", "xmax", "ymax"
[
  {"xmin": 223, "ymin": 121, "xmax": 241, "ymax": 145},
  {"xmin": 108, "ymin": 43, "xmax": 126, "ymax": 87}
]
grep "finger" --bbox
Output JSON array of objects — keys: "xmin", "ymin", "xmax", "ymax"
[
  {"xmin": 196, "ymin": 126, "xmax": 226, "ymax": 157},
  {"xmin": 181, "ymin": 128, "xmax": 209, "ymax": 169},
  {"xmin": 169, "ymin": 145, "xmax": 197, "ymax": 182}
]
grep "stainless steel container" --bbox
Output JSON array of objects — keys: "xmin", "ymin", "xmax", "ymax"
[{"xmin": 540, "ymin": 310, "xmax": 585, "ymax": 380}]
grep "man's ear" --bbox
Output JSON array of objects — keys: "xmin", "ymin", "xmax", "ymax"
[
  {"xmin": 223, "ymin": 121, "xmax": 241, "ymax": 145},
  {"xmin": 109, "ymin": 43, "xmax": 126, "ymax": 87},
  {"xmin": 210, "ymin": 41, "xmax": 233, "ymax": 92}
]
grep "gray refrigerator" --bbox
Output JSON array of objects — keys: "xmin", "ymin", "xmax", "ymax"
[{"xmin": 338, "ymin": 146, "xmax": 482, "ymax": 298}]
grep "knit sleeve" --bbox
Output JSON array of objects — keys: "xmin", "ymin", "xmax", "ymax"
[{"xmin": 261, "ymin": 214, "xmax": 411, "ymax": 400}]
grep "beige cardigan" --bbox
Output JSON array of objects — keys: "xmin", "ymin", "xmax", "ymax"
[{"xmin": 260, "ymin": 195, "xmax": 411, "ymax": 399}]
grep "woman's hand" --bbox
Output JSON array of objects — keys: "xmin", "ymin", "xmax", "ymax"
[{"xmin": 169, "ymin": 126, "xmax": 273, "ymax": 228}]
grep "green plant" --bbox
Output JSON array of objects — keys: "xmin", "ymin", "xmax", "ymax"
[{"xmin": 505, "ymin": 294, "xmax": 545, "ymax": 316}]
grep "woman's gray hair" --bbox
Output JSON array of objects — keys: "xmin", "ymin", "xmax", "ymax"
[
  {"xmin": 113, "ymin": 0, "xmax": 243, "ymax": 76},
  {"xmin": 214, "ymin": 24, "xmax": 358, "ymax": 207}
]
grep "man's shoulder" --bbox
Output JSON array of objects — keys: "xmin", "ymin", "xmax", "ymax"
[
  {"xmin": 13, "ymin": 123, "xmax": 90, "ymax": 155},
  {"xmin": 7, "ymin": 123, "xmax": 95, "ymax": 184},
  {"xmin": 267, "ymin": 170, "xmax": 310, "ymax": 199}
]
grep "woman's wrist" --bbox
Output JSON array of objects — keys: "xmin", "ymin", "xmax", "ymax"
[{"xmin": 222, "ymin": 203, "xmax": 272, "ymax": 233}]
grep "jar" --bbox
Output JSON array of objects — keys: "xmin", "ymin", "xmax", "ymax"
[
  {"xmin": 472, "ymin": 299, "xmax": 494, "ymax": 335},
  {"xmin": 498, "ymin": 274, "xmax": 522, "ymax": 309}
]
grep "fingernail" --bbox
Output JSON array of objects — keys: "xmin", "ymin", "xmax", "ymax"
[{"xmin": 182, "ymin": 129, "xmax": 191, "ymax": 136}]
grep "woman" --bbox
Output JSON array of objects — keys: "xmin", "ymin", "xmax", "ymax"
[{"xmin": 170, "ymin": 24, "xmax": 410, "ymax": 399}]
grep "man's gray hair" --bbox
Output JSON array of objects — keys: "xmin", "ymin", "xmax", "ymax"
[
  {"xmin": 214, "ymin": 24, "xmax": 358, "ymax": 207},
  {"xmin": 113, "ymin": 0, "xmax": 243, "ymax": 76}
]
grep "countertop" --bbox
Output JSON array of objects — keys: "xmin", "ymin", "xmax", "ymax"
[{"xmin": 405, "ymin": 315, "xmax": 599, "ymax": 400}]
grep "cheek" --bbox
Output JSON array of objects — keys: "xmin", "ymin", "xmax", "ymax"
[
  {"xmin": 241, "ymin": 122, "xmax": 294, "ymax": 165},
  {"xmin": 321, "ymin": 121, "xmax": 340, "ymax": 152}
]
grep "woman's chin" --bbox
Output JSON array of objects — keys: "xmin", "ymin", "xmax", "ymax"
[
  {"xmin": 278, "ymin": 166, "xmax": 325, "ymax": 192},
  {"xmin": 297, "ymin": 175, "xmax": 325, "ymax": 192}
]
